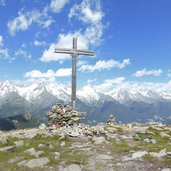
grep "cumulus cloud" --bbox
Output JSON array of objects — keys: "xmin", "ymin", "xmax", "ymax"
[
  {"xmin": 69, "ymin": 0, "xmax": 104, "ymax": 24},
  {"xmin": 24, "ymin": 68, "xmax": 71, "ymax": 81},
  {"xmin": 34, "ymin": 40, "xmax": 46, "ymax": 47},
  {"xmin": 79, "ymin": 58, "xmax": 130, "ymax": 72},
  {"xmin": 55, "ymin": 68, "xmax": 71, "ymax": 77},
  {"xmin": 132, "ymin": 68, "xmax": 163, "ymax": 77},
  {"xmin": 69, "ymin": 0, "xmax": 104, "ymax": 46},
  {"xmin": 40, "ymin": 0, "xmax": 105, "ymax": 63},
  {"xmin": 50, "ymin": 0, "xmax": 69, "ymax": 13},
  {"xmin": 0, "ymin": 48, "xmax": 10, "ymax": 59},
  {"xmin": 0, "ymin": 35, "xmax": 3, "ymax": 46},
  {"xmin": 40, "ymin": 32, "xmax": 88, "ymax": 62},
  {"xmin": 15, "ymin": 49, "xmax": 32, "ymax": 60},
  {"xmin": 7, "ymin": 9, "xmax": 54, "ymax": 36},
  {"xmin": 93, "ymin": 77, "xmax": 125, "ymax": 92}
]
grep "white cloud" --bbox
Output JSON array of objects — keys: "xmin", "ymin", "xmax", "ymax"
[
  {"xmin": 69, "ymin": 0, "xmax": 104, "ymax": 47},
  {"xmin": 0, "ymin": 35, "xmax": 10, "ymax": 59},
  {"xmin": 69, "ymin": 0, "xmax": 104, "ymax": 24},
  {"xmin": 24, "ymin": 69, "xmax": 55, "ymax": 79},
  {"xmin": 34, "ymin": 40, "xmax": 46, "ymax": 47},
  {"xmin": 105, "ymin": 77, "xmax": 126, "ymax": 84},
  {"xmin": 40, "ymin": 32, "xmax": 89, "ymax": 62},
  {"xmin": 93, "ymin": 77, "xmax": 125, "ymax": 92},
  {"xmin": 79, "ymin": 58, "xmax": 130, "ymax": 72},
  {"xmin": 15, "ymin": 49, "xmax": 32, "ymax": 60},
  {"xmin": 0, "ymin": 48, "xmax": 10, "ymax": 59},
  {"xmin": 40, "ymin": 0, "xmax": 105, "ymax": 63},
  {"xmin": 0, "ymin": 35, "xmax": 3, "ymax": 46},
  {"xmin": 7, "ymin": 9, "xmax": 54, "ymax": 36},
  {"xmin": 50, "ymin": 0, "xmax": 69, "ymax": 13},
  {"xmin": 24, "ymin": 68, "xmax": 71, "ymax": 81},
  {"xmin": 132, "ymin": 68, "xmax": 163, "ymax": 77},
  {"xmin": 77, "ymin": 60, "xmax": 88, "ymax": 67},
  {"xmin": 55, "ymin": 68, "xmax": 71, "ymax": 77},
  {"xmin": 0, "ymin": 0, "xmax": 5, "ymax": 6}
]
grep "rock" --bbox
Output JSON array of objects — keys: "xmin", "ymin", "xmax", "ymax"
[
  {"xmin": 0, "ymin": 137, "xmax": 7, "ymax": 144},
  {"xmin": 49, "ymin": 144, "xmax": 54, "ymax": 149},
  {"xmin": 161, "ymin": 169, "xmax": 171, "ymax": 171},
  {"xmin": 65, "ymin": 164, "xmax": 82, "ymax": 171},
  {"xmin": 0, "ymin": 146, "xmax": 15, "ymax": 152},
  {"xmin": 144, "ymin": 138, "xmax": 157, "ymax": 144},
  {"xmin": 39, "ymin": 123, "xmax": 47, "ymax": 130},
  {"xmin": 95, "ymin": 154, "xmax": 113, "ymax": 160},
  {"xmin": 38, "ymin": 143, "xmax": 45, "ymax": 148},
  {"xmin": 61, "ymin": 141, "xmax": 66, "ymax": 147},
  {"xmin": 17, "ymin": 160, "xmax": 27, "ymax": 166},
  {"xmin": 24, "ymin": 157, "xmax": 49, "ymax": 169},
  {"xmin": 14, "ymin": 140, "xmax": 24, "ymax": 147},
  {"xmin": 132, "ymin": 151, "xmax": 148, "ymax": 159},
  {"xmin": 167, "ymin": 152, "xmax": 171, "ymax": 157},
  {"xmin": 8, "ymin": 156, "xmax": 24, "ymax": 163},
  {"xmin": 54, "ymin": 152, "xmax": 60, "ymax": 160},
  {"xmin": 92, "ymin": 136, "xmax": 106, "ymax": 144},
  {"xmin": 25, "ymin": 148, "xmax": 44, "ymax": 158},
  {"xmin": 149, "ymin": 148, "xmax": 167, "ymax": 158},
  {"xmin": 157, "ymin": 148, "xmax": 167, "ymax": 158},
  {"xmin": 160, "ymin": 132, "xmax": 170, "ymax": 138}
]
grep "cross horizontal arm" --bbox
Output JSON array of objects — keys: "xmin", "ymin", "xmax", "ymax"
[
  {"xmin": 76, "ymin": 50, "xmax": 94, "ymax": 56},
  {"xmin": 55, "ymin": 48, "xmax": 94, "ymax": 56},
  {"xmin": 54, "ymin": 48, "xmax": 73, "ymax": 55}
]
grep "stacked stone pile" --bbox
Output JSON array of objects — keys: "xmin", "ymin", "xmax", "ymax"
[{"xmin": 47, "ymin": 104, "xmax": 82, "ymax": 128}]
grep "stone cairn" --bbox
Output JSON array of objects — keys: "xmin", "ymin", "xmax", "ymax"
[
  {"xmin": 107, "ymin": 114, "xmax": 116, "ymax": 126},
  {"xmin": 47, "ymin": 104, "xmax": 82, "ymax": 128}
]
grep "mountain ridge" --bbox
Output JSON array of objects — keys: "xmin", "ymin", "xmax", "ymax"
[{"xmin": 0, "ymin": 81, "xmax": 171, "ymax": 130}]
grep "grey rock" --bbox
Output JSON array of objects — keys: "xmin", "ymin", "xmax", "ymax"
[
  {"xmin": 17, "ymin": 160, "xmax": 28, "ymax": 166},
  {"xmin": 65, "ymin": 164, "xmax": 82, "ymax": 171},
  {"xmin": 161, "ymin": 169, "xmax": 171, "ymax": 171},
  {"xmin": 39, "ymin": 123, "xmax": 47, "ymax": 130},
  {"xmin": 8, "ymin": 156, "xmax": 24, "ymax": 163},
  {"xmin": 61, "ymin": 141, "xmax": 66, "ymax": 147},
  {"xmin": 25, "ymin": 148, "xmax": 44, "ymax": 158},
  {"xmin": 95, "ymin": 154, "xmax": 113, "ymax": 160},
  {"xmin": 0, "ymin": 137, "xmax": 7, "ymax": 144},
  {"xmin": 157, "ymin": 148, "xmax": 167, "ymax": 158},
  {"xmin": 24, "ymin": 157, "xmax": 49, "ymax": 168},
  {"xmin": 14, "ymin": 140, "xmax": 24, "ymax": 147},
  {"xmin": 132, "ymin": 151, "xmax": 148, "ymax": 159},
  {"xmin": 93, "ymin": 136, "xmax": 106, "ymax": 145},
  {"xmin": 38, "ymin": 143, "xmax": 45, "ymax": 148},
  {"xmin": 0, "ymin": 146, "xmax": 15, "ymax": 152},
  {"xmin": 49, "ymin": 144, "xmax": 54, "ymax": 149}
]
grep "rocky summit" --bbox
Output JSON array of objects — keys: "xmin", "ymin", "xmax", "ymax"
[
  {"xmin": 0, "ymin": 118, "xmax": 171, "ymax": 170},
  {"xmin": 0, "ymin": 105, "xmax": 171, "ymax": 171}
]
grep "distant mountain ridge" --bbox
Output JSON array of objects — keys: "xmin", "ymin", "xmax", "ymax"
[{"xmin": 0, "ymin": 81, "xmax": 171, "ymax": 130}]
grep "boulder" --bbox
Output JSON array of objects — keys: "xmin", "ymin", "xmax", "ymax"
[
  {"xmin": 24, "ymin": 157, "xmax": 49, "ymax": 169},
  {"xmin": 132, "ymin": 151, "xmax": 148, "ymax": 159}
]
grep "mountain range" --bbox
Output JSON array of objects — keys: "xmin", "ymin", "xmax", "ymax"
[{"xmin": 0, "ymin": 81, "xmax": 171, "ymax": 130}]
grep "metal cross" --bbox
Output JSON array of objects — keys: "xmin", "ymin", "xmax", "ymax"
[{"xmin": 54, "ymin": 37, "xmax": 95, "ymax": 109}]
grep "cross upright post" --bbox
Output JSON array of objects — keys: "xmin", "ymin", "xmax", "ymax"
[{"xmin": 54, "ymin": 37, "xmax": 94, "ymax": 110}]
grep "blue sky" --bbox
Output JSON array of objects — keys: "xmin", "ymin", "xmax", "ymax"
[{"xmin": 0, "ymin": 0, "xmax": 171, "ymax": 90}]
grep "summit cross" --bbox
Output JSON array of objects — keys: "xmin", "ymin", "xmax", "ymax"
[{"xmin": 54, "ymin": 37, "xmax": 95, "ymax": 109}]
